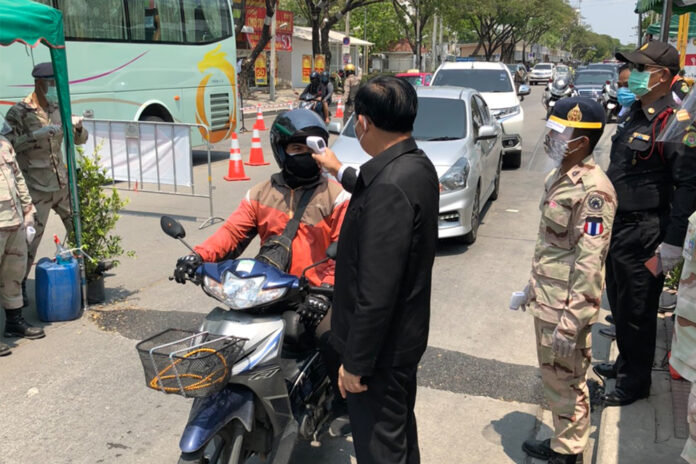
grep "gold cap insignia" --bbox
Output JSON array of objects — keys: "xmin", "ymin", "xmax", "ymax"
[
  {"xmin": 567, "ymin": 104, "xmax": 583, "ymax": 122},
  {"xmin": 640, "ymin": 42, "xmax": 649, "ymax": 51}
]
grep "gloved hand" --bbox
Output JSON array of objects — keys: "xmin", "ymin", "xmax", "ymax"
[
  {"xmin": 297, "ymin": 294, "xmax": 331, "ymax": 329},
  {"xmin": 551, "ymin": 326, "xmax": 577, "ymax": 358},
  {"xmin": 32, "ymin": 124, "xmax": 62, "ymax": 140},
  {"xmin": 174, "ymin": 254, "xmax": 202, "ymax": 284},
  {"xmin": 658, "ymin": 242, "xmax": 683, "ymax": 273},
  {"xmin": 509, "ymin": 284, "xmax": 532, "ymax": 311}
]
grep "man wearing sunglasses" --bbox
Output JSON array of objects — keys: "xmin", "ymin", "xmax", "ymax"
[{"xmin": 594, "ymin": 41, "xmax": 696, "ymax": 407}]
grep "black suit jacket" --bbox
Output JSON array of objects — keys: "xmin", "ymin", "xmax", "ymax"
[{"xmin": 331, "ymin": 138, "xmax": 439, "ymax": 376}]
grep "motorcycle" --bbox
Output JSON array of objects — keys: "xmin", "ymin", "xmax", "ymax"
[
  {"xmin": 542, "ymin": 76, "xmax": 576, "ymax": 119},
  {"xmin": 603, "ymin": 79, "xmax": 619, "ymax": 122},
  {"xmin": 298, "ymin": 92, "xmax": 325, "ymax": 120},
  {"xmin": 137, "ymin": 216, "xmax": 339, "ymax": 464}
]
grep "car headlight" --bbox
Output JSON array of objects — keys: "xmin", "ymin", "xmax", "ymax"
[
  {"xmin": 439, "ymin": 157, "xmax": 470, "ymax": 192},
  {"xmin": 204, "ymin": 272, "xmax": 287, "ymax": 309},
  {"xmin": 492, "ymin": 105, "xmax": 521, "ymax": 119}
]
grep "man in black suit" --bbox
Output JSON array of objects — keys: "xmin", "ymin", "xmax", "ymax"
[{"xmin": 312, "ymin": 76, "xmax": 439, "ymax": 464}]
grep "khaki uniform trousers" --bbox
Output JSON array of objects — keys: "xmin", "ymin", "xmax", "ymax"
[
  {"xmin": 0, "ymin": 226, "xmax": 27, "ymax": 310},
  {"xmin": 26, "ymin": 186, "xmax": 72, "ymax": 279},
  {"xmin": 535, "ymin": 317, "xmax": 592, "ymax": 455}
]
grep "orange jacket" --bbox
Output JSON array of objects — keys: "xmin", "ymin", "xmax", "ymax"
[{"xmin": 194, "ymin": 173, "xmax": 350, "ymax": 286}]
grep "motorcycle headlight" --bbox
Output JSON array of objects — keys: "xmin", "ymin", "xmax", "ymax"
[
  {"xmin": 439, "ymin": 157, "xmax": 470, "ymax": 192},
  {"xmin": 204, "ymin": 272, "xmax": 287, "ymax": 309},
  {"xmin": 554, "ymin": 79, "xmax": 566, "ymax": 88},
  {"xmin": 492, "ymin": 105, "xmax": 521, "ymax": 120}
]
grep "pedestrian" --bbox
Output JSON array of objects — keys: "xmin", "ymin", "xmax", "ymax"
[
  {"xmin": 312, "ymin": 75, "xmax": 439, "ymax": 464},
  {"xmin": 595, "ymin": 41, "xmax": 696, "ymax": 406},
  {"xmin": 342, "ymin": 64, "xmax": 361, "ymax": 125},
  {"xmin": 3, "ymin": 62, "xmax": 89, "ymax": 308},
  {"xmin": 615, "ymin": 63, "xmax": 634, "ymax": 121},
  {"xmin": 0, "ymin": 118, "xmax": 41, "ymax": 353},
  {"xmin": 512, "ymin": 97, "xmax": 616, "ymax": 464}
]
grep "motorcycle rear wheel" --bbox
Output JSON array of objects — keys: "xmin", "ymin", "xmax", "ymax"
[{"xmin": 178, "ymin": 421, "xmax": 246, "ymax": 464}]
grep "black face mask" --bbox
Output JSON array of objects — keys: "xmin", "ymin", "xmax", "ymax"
[{"xmin": 283, "ymin": 152, "xmax": 320, "ymax": 185}]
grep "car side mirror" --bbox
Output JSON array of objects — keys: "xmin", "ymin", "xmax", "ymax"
[
  {"xmin": 327, "ymin": 121, "xmax": 343, "ymax": 135},
  {"xmin": 517, "ymin": 85, "xmax": 531, "ymax": 96},
  {"xmin": 476, "ymin": 125, "xmax": 498, "ymax": 141}
]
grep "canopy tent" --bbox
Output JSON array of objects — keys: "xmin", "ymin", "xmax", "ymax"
[
  {"xmin": 0, "ymin": 0, "xmax": 83, "ymax": 294},
  {"xmin": 646, "ymin": 13, "xmax": 696, "ymax": 37},
  {"xmin": 636, "ymin": 0, "xmax": 696, "ymax": 14}
]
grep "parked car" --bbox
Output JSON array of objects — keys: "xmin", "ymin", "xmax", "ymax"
[
  {"xmin": 430, "ymin": 60, "xmax": 529, "ymax": 168},
  {"xmin": 328, "ymin": 86, "xmax": 503, "ymax": 244},
  {"xmin": 554, "ymin": 64, "xmax": 573, "ymax": 82},
  {"xmin": 529, "ymin": 62, "xmax": 555, "ymax": 85},
  {"xmin": 396, "ymin": 70, "xmax": 433, "ymax": 86},
  {"xmin": 573, "ymin": 69, "xmax": 617, "ymax": 103}
]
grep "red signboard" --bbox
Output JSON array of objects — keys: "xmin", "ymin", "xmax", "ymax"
[{"xmin": 245, "ymin": 7, "xmax": 293, "ymax": 52}]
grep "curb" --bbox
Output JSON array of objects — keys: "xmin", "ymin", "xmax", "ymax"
[{"xmin": 594, "ymin": 339, "xmax": 619, "ymax": 464}]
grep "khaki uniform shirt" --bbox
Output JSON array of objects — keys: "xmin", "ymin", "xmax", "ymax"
[
  {"xmin": 344, "ymin": 75, "xmax": 361, "ymax": 106},
  {"xmin": 529, "ymin": 156, "xmax": 617, "ymax": 336},
  {"xmin": 4, "ymin": 94, "xmax": 88, "ymax": 192},
  {"xmin": 0, "ymin": 136, "xmax": 36, "ymax": 230},
  {"xmin": 671, "ymin": 212, "xmax": 696, "ymax": 381}
]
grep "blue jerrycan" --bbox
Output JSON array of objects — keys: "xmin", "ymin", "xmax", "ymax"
[{"xmin": 35, "ymin": 257, "xmax": 81, "ymax": 322}]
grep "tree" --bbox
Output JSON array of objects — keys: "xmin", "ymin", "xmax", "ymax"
[
  {"xmin": 240, "ymin": 0, "xmax": 276, "ymax": 97},
  {"xmin": 392, "ymin": 0, "xmax": 444, "ymax": 70}
]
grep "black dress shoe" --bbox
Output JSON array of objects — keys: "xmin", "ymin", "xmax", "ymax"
[
  {"xmin": 599, "ymin": 325, "xmax": 616, "ymax": 339},
  {"xmin": 4, "ymin": 315, "xmax": 45, "ymax": 339},
  {"xmin": 523, "ymin": 439, "xmax": 582, "ymax": 462},
  {"xmin": 605, "ymin": 314, "xmax": 614, "ymax": 324},
  {"xmin": 0, "ymin": 341, "xmax": 11, "ymax": 356},
  {"xmin": 21, "ymin": 280, "xmax": 28, "ymax": 308},
  {"xmin": 549, "ymin": 453, "xmax": 582, "ymax": 464},
  {"xmin": 602, "ymin": 388, "xmax": 649, "ymax": 407},
  {"xmin": 593, "ymin": 362, "xmax": 617, "ymax": 379}
]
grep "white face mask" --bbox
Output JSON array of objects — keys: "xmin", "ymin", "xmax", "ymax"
[{"xmin": 356, "ymin": 116, "xmax": 367, "ymax": 146}]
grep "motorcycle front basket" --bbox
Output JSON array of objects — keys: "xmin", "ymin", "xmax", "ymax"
[{"xmin": 136, "ymin": 329, "xmax": 246, "ymax": 398}]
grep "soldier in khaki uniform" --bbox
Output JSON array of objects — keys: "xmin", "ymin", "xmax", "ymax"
[
  {"xmin": 4, "ymin": 62, "xmax": 88, "ymax": 306},
  {"xmin": 511, "ymin": 97, "xmax": 617, "ymax": 464},
  {"xmin": 342, "ymin": 64, "xmax": 361, "ymax": 125},
  {"xmin": 0, "ymin": 117, "xmax": 42, "ymax": 356}
]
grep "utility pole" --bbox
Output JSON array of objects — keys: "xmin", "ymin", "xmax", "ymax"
[
  {"xmin": 432, "ymin": 14, "xmax": 438, "ymax": 71},
  {"xmin": 269, "ymin": 7, "xmax": 276, "ymax": 101},
  {"xmin": 439, "ymin": 16, "xmax": 444, "ymax": 65},
  {"xmin": 661, "ymin": 0, "xmax": 672, "ymax": 42},
  {"xmin": 344, "ymin": 11, "xmax": 351, "ymax": 70},
  {"xmin": 415, "ymin": 0, "xmax": 421, "ymax": 70}
]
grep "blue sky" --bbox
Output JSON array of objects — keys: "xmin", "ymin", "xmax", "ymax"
[{"xmin": 579, "ymin": 0, "xmax": 641, "ymax": 46}]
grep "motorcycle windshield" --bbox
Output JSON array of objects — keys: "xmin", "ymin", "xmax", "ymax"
[{"xmin": 198, "ymin": 259, "xmax": 300, "ymax": 290}]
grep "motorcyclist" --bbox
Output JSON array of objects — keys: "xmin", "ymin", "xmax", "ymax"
[
  {"xmin": 172, "ymin": 109, "xmax": 351, "ymax": 434},
  {"xmin": 321, "ymin": 70, "xmax": 334, "ymax": 106},
  {"xmin": 300, "ymin": 72, "xmax": 329, "ymax": 123}
]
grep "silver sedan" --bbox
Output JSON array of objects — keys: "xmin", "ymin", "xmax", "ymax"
[{"xmin": 328, "ymin": 86, "xmax": 503, "ymax": 244}]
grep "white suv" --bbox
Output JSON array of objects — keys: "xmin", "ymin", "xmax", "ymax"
[
  {"xmin": 529, "ymin": 62, "xmax": 555, "ymax": 85},
  {"xmin": 431, "ymin": 61, "xmax": 529, "ymax": 168}
]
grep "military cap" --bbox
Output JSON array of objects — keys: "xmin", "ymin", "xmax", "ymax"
[
  {"xmin": 548, "ymin": 96, "xmax": 605, "ymax": 130},
  {"xmin": 31, "ymin": 62, "xmax": 54, "ymax": 79},
  {"xmin": 616, "ymin": 41, "xmax": 680, "ymax": 75}
]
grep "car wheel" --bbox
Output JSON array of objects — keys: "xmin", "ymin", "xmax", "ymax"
[
  {"xmin": 503, "ymin": 150, "xmax": 521, "ymax": 169},
  {"xmin": 490, "ymin": 155, "xmax": 502, "ymax": 201},
  {"xmin": 461, "ymin": 184, "xmax": 481, "ymax": 245}
]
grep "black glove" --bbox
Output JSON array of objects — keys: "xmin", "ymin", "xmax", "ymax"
[
  {"xmin": 174, "ymin": 254, "xmax": 202, "ymax": 284},
  {"xmin": 297, "ymin": 294, "xmax": 331, "ymax": 330}
]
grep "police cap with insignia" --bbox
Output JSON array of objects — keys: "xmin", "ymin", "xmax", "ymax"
[
  {"xmin": 615, "ymin": 41, "xmax": 680, "ymax": 75},
  {"xmin": 548, "ymin": 96, "xmax": 606, "ymax": 131},
  {"xmin": 31, "ymin": 62, "xmax": 54, "ymax": 79}
]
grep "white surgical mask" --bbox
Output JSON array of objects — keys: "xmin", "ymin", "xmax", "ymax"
[
  {"xmin": 544, "ymin": 135, "xmax": 583, "ymax": 167},
  {"xmin": 356, "ymin": 116, "xmax": 367, "ymax": 145}
]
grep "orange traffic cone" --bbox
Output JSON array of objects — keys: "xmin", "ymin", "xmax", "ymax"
[
  {"xmin": 246, "ymin": 129, "xmax": 269, "ymax": 166},
  {"xmin": 224, "ymin": 133, "xmax": 250, "ymax": 181},
  {"xmin": 253, "ymin": 103, "xmax": 267, "ymax": 130},
  {"xmin": 288, "ymin": 101, "xmax": 294, "ymax": 111},
  {"xmin": 335, "ymin": 98, "xmax": 344, "ymax": 119}
]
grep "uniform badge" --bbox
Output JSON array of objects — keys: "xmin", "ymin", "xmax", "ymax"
[
  {"xmin": 584, "ymin": 217, "xmax": 604, "ymax": 236},
  {"xmin": 677, "ymin": 109, "xmax": 691, "ymax": 122},
  {"xmin": 588, "ymin": 194, "xmax": 604, "ymax": 211},
  {"xmin": 684, "ymin": 132, "xmax": 696, "ymax": 148},
  {"xmin": 567, "ymin": 104, "xmax": 583, "ymax": 122},
  {"xmin": 682, "ymin": 82, "xmax": 690, "ymax": 95}
]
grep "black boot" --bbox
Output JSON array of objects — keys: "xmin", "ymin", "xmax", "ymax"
[
  {"xmin": 4, "ymin": 309, "xmax": 45, "ymax": 339},
  {"xmin": 21, "ymin": 280, "xmax": 28, "ymax": 308},
  {"xmin": 549, "ymin": 453, "xmax": 582, "ymax": 464},
  {"xmin": 0, "ymin": 341, "xmax": 11, "ymax": 356},
  {"xmin": 523, "ymin": 439, "xmax": 582, "ymax": 463}
]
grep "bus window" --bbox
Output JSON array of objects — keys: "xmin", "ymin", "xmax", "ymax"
[
  {"xmin": 127, "ymin": 0, "xmax": 183, "ymax": 43},
  {"xmin": 182, "ymin": 0, "xmax": 232, "ymax": 44},
  {"xmin": 57, "ymin": 0, "xmax": 127, "ymax": 40}
]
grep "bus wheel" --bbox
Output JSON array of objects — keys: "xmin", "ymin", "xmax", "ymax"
[{"xmin": 142, "ymin": 115, "xmax": 164, "ymax": 123}]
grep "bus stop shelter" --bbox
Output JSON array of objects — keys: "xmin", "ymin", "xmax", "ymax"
[{"xmin": 0, "ymin": 0, "xmax": 84, "ymax": 296}]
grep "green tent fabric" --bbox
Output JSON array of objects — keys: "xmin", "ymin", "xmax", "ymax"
[
  {"xmin": 646, "ymin": 13, "xmax": 696, "ymax": 37},
  {"xmin": 636, "ymin": 0, "xmax": 696, "ymax": 15},
  {"xmin": 0, "ymin": 0, "xmax": 83, "ymax": 294}
]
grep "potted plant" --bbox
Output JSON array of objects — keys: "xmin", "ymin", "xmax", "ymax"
[{"xmin": 71, "ymin": 147, "xmax": 134, "ymax": 304}]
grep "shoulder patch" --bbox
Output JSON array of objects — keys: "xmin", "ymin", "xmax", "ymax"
[
  {"xmin": 587, "ymin": 194, "xmax": 604, "ymax": 211},
  {"xmin": 684, "ymin": 131, "xmax": 696, "ymax": 148},
  {"xmin": 584, "ymin": 217, "xmax": 604, "ymax": 236}
]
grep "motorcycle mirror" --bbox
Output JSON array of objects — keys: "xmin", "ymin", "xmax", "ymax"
[
  {"xmin": 326, "ymin": 242, "xmax": 338, "ymax": 260},
  {"xmin": 605, "ymin": 80, "xmax": 610, "ymax": 85},
  {"xmin": 161, "ymin": 215, "xmax": 186, "ymax": 239}
]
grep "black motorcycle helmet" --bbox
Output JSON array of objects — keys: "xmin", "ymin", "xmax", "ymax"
[
  {"xmin": 270, "ymin": 109, "xmax": 329, "ymax": 184},
  {"xmin": 321, "ymin": 71, "xmax": 330, "ymax": 84},
  {"xmin": 310, "ymin": 71, "xmax": 320, "ymax": 84}
]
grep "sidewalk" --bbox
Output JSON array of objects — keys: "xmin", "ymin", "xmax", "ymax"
[{"xmin": 240, "ymin": 87, "xmax": 345, "ymax": 115}]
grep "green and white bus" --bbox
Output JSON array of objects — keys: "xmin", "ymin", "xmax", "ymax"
[{"xmin": 0, "ymin": 0, "xmax": 239, "ymax": 145}]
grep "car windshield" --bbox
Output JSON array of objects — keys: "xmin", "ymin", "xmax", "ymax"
[
  {"xmin": 574, "ymin": 71, "xmax": 613, "ymax": 85},
  {"xmin": 432, "ymin": 69, "xmax": 513, "ymax": 93},
  {"xmin": 400, "ymin": 75, "xmax": 424, "ymax": 86},
  {"xmin": 556, "ymin": 66, "xmax": 569, "ymax": 73},
  {"xmin": 506, "ymin": 64, "xmax": 516, "ymax": 72},
  {"xmin": 342, "ymin": 97, "xmax": 467, "ymax": 141},
  {"xmin": 534, "ymin": 64, "xmax": 552, "ymax": 70}
]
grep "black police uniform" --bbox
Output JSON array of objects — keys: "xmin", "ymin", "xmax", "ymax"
[{"xmin": 606, "ymin": 93, "xmax": 696, "ymax": 396}]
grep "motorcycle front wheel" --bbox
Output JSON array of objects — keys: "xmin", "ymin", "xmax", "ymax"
[{"xmin": 178, "ymin": 421, "xmax": 246, "ymax": 464}]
